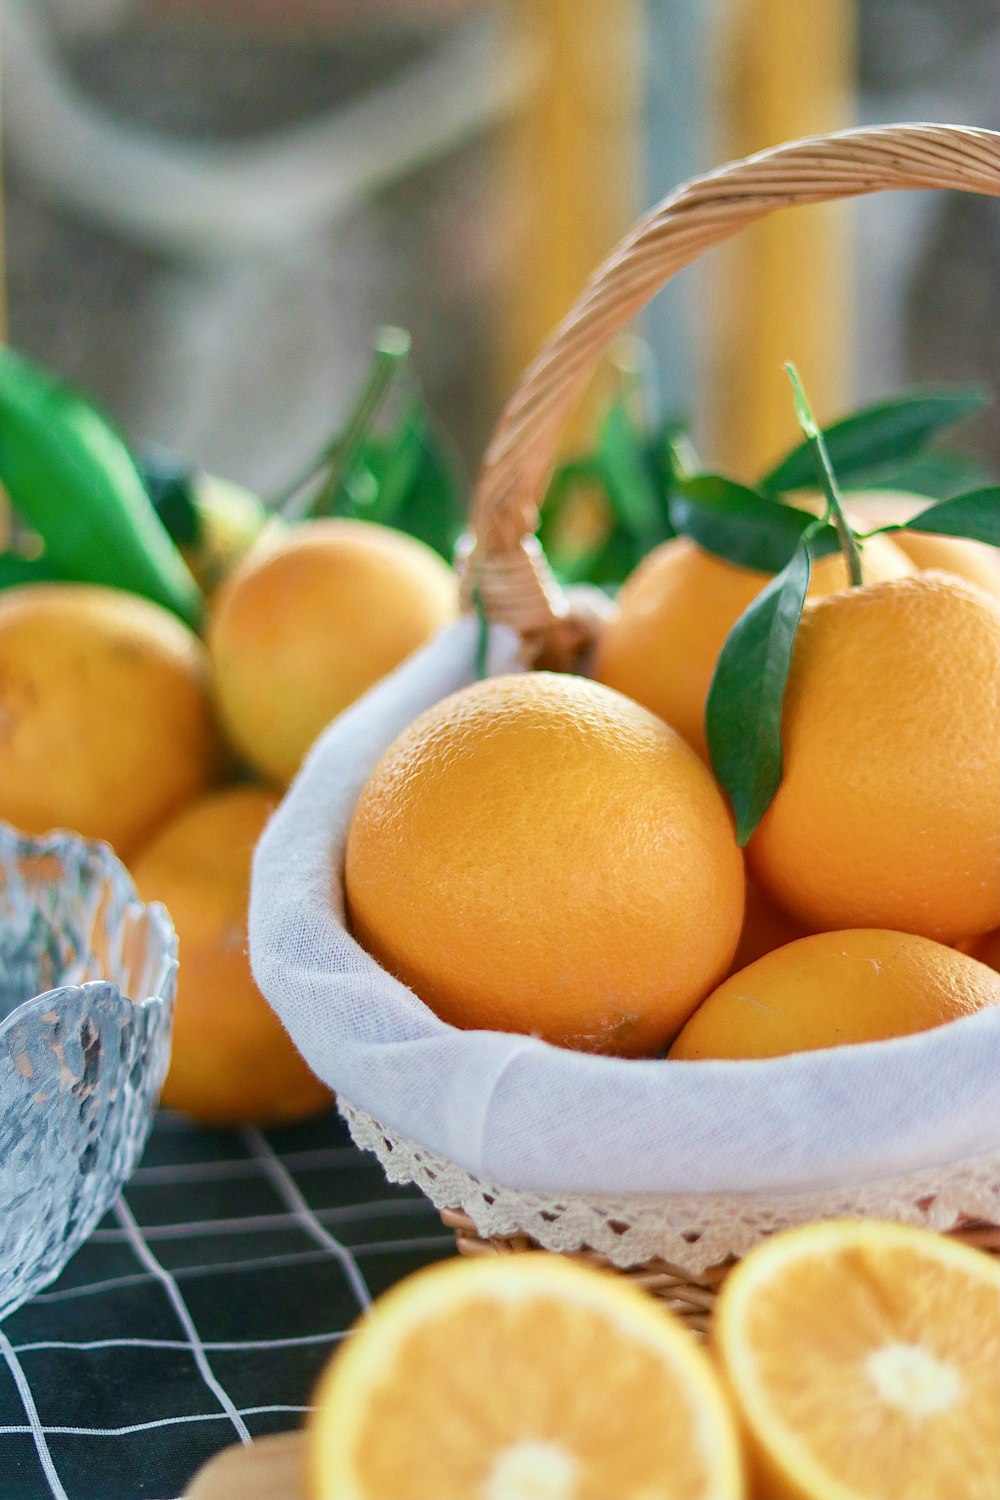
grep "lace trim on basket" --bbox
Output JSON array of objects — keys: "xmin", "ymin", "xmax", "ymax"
[{"xmin": 339, "ymin": 1098, "xmax": 1000, "ymax": 1275}]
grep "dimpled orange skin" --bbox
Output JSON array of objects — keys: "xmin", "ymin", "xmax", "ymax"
[
  {"xmin": 0, "ymin": 584, "xmax": 222, "ymax": 858},
  {"xmin": 132, "ymin": 786, "xmax": 331, "ymax": 1124},
  {"xmin": 345, "ymin": 673, "xmax": 745, "ymax": 1056},
  {"xmin": 209, "ymin": 518, "xmax": 458, "ymax": 784},
  {"xmin": 592, "ymin": 533, "xmax": 912, "ymax": 757},
  {"xmin": 669, "ymin": 929, "xmax": 1000, "ymax": 1060},
  {"xmin": 750, "ymin": 572, "xmax": 1000, "ymax": 943}
]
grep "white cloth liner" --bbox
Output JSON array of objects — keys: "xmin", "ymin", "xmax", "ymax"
[{"xmin": 250, "ymin": 617, "xmax": 1000, "ymax": 1200}]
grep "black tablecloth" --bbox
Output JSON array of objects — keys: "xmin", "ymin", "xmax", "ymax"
[{"xmin": 0, "ymin": 1108, "xmax": 454, "ymax": 1499}]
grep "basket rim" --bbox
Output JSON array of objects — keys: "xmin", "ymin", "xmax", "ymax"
[{"xmin": 458, "ymin": 119, "xmax": 1000, "ymax": 656}]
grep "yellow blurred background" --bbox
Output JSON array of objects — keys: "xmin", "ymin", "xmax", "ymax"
[{"xmin": 4, "ymin": 0, "xmax": 998, "ymax": 490}]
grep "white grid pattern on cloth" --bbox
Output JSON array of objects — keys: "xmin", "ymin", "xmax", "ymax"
[
  {"xmin": 111, "ymin": 1197, "xmax": 254, "ymax": 1446},
  {"xmin": 241, "ymin": 1127, "xmax": 372, "ymax": 1310},
  {"xmin": 0, "ymin": 1330, "xmax": 69, "ymax": 1500},
  {"xmin": 0, "ymin": 1109, "xmax": 454, "ymax": 1500}
]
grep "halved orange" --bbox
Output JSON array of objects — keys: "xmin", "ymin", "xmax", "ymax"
[
  {"xmin": 713, "ymin": 1219, "xmax": 1000, "ymax": 1500},
  {"xmin": 309, "ymin": 1253, "xmax": 745, "ymax": 1499}
]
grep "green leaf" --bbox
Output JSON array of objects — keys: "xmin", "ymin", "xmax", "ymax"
[
  {"xmin": 596, "ymin": 399, "xmax": 671, "ymax": 554},
  {"xmin": 762, "ymin": 389, "xmax": 987, "ymax": 493},
  {"xmin": 0, "ymin": 349, "xmax": 201, "ymax": 625},
  {"xmin": 539, "ymin": 461, "xmax": 629, "ymax": 584},
  {"xmin": 562, "ymin": 525, "xmax": 637, "ymax": 589},
  {"xmin": 377, "ymin": 413, "xmax": 468, "ymax": 560},
  {"xmin": 706, "ymin": 536, "xmax": 813, "ymax": 845},
  {"xmin": 283, "ymin": 329, "xmax": 467, "ymax": 559},
  {"xmin": 471, "ymin": 585, "xmax": 489, "ymax": 681},
  {"xmin": 331, "ymin": 412, "xmax": 425, "ymax": 524},
  {"xmin": 321, "ymin": 403, "xmax": 467, "ymax": 562},
  {"xmin": 900, "ymin": 487, "xmax": 1000, "ymax": 548},
  {"xmin": 845, "ymin": 448, "xmax": 991, "ymax": 501},
  {"xmin": 276, "ymin": 327, "xmax": 412, "ymax": 519},
  {"xmin": 0, "ymin": 553, "xmax": 59, "ymax": 588},
  {"xmin": 137, "ymin": 452, "xmax": 201, "ymax": 546},
  {"xmin": 670, "ymin": 474, "xmax": 839, "ymax": 573}
]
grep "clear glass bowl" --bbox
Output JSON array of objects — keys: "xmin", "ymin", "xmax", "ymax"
[{"xmin": 0, "ymin": 823, "xmax": 176, "ymax": 1320}]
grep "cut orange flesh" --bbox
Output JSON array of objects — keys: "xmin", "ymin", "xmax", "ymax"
[
  {"xmin": 309, "ymin": 1253, "xmax": 745, "ymax": 1499},
  {"xmin": 713, "ymin": 1220, "xmax": 1000, "ymax": 1500}
]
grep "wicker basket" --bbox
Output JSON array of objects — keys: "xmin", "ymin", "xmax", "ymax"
[{"xmin": 435, "ymin": 120, "xmax": 1000, "ymax": 1320}]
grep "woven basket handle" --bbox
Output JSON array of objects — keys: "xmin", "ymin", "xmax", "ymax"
[{"xmin": 464, "ymin": 121, "xmax": 1000, "ymax": 656}]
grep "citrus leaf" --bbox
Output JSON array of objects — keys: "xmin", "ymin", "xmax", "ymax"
[
  {"xmin": 847, "ymin": 448, "xmax": 990, "ymax": 500},
  {"xmin": 762, "ymin": 389, "xmax": 987, "ymax": 493},
  {"xmin": 0, "ymin": 348, "xmax": 201, "ymax": 625},
  {"xmin": 137, "ymin": 452, "xmax": 201, "ymax": 546},
  {"xmin": 559, "ymin": 524, "xmax": 637, "ymax": 589},
  {"xmin": 670, "ymin": 474, "xmax": 839, "ymax": 573},
  {"xmin": 596, "ymin": 399, "xmax": 670, "ymax": 553},
  {"xmin": 276, "ymin": 327, "xmax": 412, "ymax": 520},
  {"xmin": 900, "ymin": 486, "xmax": 1000, "ymax": 547},
  {"xmin": 382, "ymin": 412, "xmax": 468, "ymax": 560},
  {"xmin": 706, "ymin": 537, "xmax": 812, "ymax": 846},
  {"xmin": 0, "ymin": 553, "xmax": 58, "ymax": 588}
]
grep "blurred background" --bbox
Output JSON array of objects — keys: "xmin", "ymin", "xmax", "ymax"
[{"xmin": 3, "ymin": 0, "xmax": 999, "ymax": 498}]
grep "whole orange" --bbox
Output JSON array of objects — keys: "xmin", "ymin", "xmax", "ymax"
[
  {"xmin": 592, "ymin": 532, "xmax": 911, "ymax": 756},
  {"xmin": 750, "ymin": 572, "xmax": 1000, "ymax": 943},
  {"xmin": 209, "ymin": 519, "xmax": 458, "ymax": 784},
  {"xmin": 131, "ymin": 786, "xmax": 331, "ymax": 1124},
  {"xmin": 729, "ymin": 878, "xmax": 810, "ymax": 974},
  {"xmin": 847, "ymin": 490, "xmax": 1000, "ymax": 601},
  {"xmin": 669, "ymin": 929, "xmax": 1000, "ymax": 1060},
  {"xmin": 0, "ymin": 584, "xmax": 222, "ymax": 858},
  {"xmin": 345, "ymin": 673, "xmax": 745, "ymax": 1056},
  {"xmin": 963, "ymin": 929, "xmax": 1000, "ymax": 973}
]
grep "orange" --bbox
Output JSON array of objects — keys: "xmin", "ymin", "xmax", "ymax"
[
  {"xmin": 0, "ymin": 584, "xmax": 222, "ymax": 858},
  {"xmin": 308, "ymin": 1253, "xmax": 746, "ymax": 1500},
  {"xmin": 729, "ymin": 879, "xmax": 810, "ymax": 974},
  {"xmin": 131, "ymin": 785, "xmax": 330, "ymax": 1124},
  {"xmin": 209, "ymin": 519, "xmax": 457, "ymax": 784},
  {"xmin": 847, "ymin": 490, "xmax": 1000, "ymax": 601},
  {"xmin": 669, "ymin": 929, "xmax": 1000, "ymax": 1060},
  {"xmin": 962, "ymin": 928, "xmax": 1000, "ymax": 973},
  {"xmin": 714, "ymin": 1218, "xmax": 1000, "ymax": 1500},
  {"xmin": 346, "ymin": 672, "xmax": 745, "ymax": 1055},
  {"xmin": 592, "ymin": 533, "xmax": 911, "ymax": 756},
  {"xmin": 179, "ymin": 472, "xmax": 270, "ymax": 595},
  {"xmin": 749, "ymin": 572, "xmax": 1000, "ymax": 943}
]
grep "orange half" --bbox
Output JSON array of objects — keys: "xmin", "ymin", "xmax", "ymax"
[
  {"xmin": 309, "ymin": 1253, "xmax": 745, "ymax": 1500},
  {"xmin": 714, "ymin": 1219, "xmax": 1000, "ymax": 1500}
]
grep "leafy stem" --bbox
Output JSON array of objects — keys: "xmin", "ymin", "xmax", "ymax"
[
  {"xmin": 784, "ymin": 362, "xmax": 864, "ymax": 587},
  {"xmin": 273, "ymin": 327, "xmax": 412, "ymax": 520},
  {"xmin": 706, "ymin": 527, "xmax": 817, "ymax": 844}
]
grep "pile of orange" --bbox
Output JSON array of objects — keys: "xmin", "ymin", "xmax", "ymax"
[
  {"xmin": 346, "ymin": 494, "xmax": 1000, "ymax": 1063},
  {"xmin": 0, "ymin": 518, "xmax": 457, "ymax": 1123}
]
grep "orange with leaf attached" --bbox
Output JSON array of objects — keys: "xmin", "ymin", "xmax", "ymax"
[
  {"xmin": 748, "ymin": 571, "xmax": 1000, "ymax": 944},
  {"xmin": 593, "ymin": 532, "xmax": 911, "ymax": 757}
]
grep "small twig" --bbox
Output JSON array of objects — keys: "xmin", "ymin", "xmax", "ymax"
[
  {"xmin": 784, "ymin": 362, "xmax": 864, "ymax": 587},
  {"xmin": 273, "ymin": 327, "xmax": 411, "ymax": 521}
]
